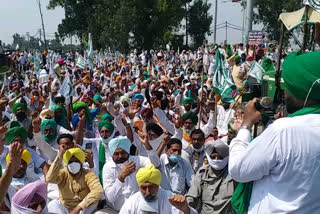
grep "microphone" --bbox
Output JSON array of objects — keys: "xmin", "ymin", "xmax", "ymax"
[{"xmin": 255, "ymin": 97, "xmax": 273, "ymax": 111}]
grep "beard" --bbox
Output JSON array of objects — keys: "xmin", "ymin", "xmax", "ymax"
[
  {"xmin": 16, "ymin": 112, "xmax": 26, "ymax": 121},
  {"xmin": 183, "ymin": 127, "xmax": 193, "ymax": 137},
  {"xmin": 114, "ymin": 157, "xmax": 128, "ymax": 164},
  {"xmin": 143, "ymin": 194, "xmax": 157, "ymax": 202},
  {"xmin": 285, "ymin": 92, "xmax": 302, "ymax": 114}
]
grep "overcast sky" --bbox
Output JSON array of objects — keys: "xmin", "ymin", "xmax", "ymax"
[{"xmin": 0, "ymin": 0, "xmax": 261, "ymax": 46}]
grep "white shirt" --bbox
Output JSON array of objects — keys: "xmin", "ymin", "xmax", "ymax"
[
  {"xmin": 103, "ymin": 151, "xmax": 160, "ymax": 211},
  {"xmin": 119, "ymin": 188, "xmax": 198, "ymax": 214},
  {"xmin": 229, "ymin": 114, "xmax": 320, "ymax": 213}
]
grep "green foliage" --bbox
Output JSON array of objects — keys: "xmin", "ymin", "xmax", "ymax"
[
  {"xmin": 48, "ymin": 0, "xmax": 211, "ymax": 51},
  {"xmin": 11, "ymin": 33, "xmax": 81, "ymax": 52},
  {"xmin": 253, "ymin": 0, "xmax": 303, "ymax": 42},
  {"xmin": 187, "ymin": 0, "xmax": 212, "ymax": 48}
]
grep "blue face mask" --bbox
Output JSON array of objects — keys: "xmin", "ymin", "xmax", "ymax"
[{"xmin": 168, "ymin": 154, "xmax": 181, "ymax": 163}]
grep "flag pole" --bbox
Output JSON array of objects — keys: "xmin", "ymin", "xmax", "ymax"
[
  {"xmin": 198, "ymin": 64, "xmax": 205, "ymax": 129},
  {"xmin": 214, "ymin": 93, "xmax": 218, "ymax": 128}
]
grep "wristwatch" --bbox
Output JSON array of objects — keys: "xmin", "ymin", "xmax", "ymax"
[{"xmin": 239, "ymin": 125, "xmax": 251, "ymax": 132}]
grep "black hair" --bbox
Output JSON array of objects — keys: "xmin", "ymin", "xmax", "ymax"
[
  {"xmin": 166, "ymin": 138, "xmax": 182, "ymax": 149},
  {"xmin": 57, "ymin": 134, "xmax": 73, "ymax": 144},
  {"xmin": 54, "ymin": 96, "xmax": 65, "ymax": 104},
  {"xmin": 190, "ymin": 129, "xmax": 205, "ymax": 140}
]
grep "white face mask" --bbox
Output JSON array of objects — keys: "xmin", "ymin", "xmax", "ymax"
[
  {"xmin": 191, "ymin": 145, "xmax": 204, "ymax": 152},
  {"xmin": 67, "ymin": 162, "xmax": 81, "ymax": 174},
  {"xmin": 101, "ymin": 130, "xmax": 115, "ymax": 145},
  {"xmin": 34, "ymin": 96, "xmax": 39, "ymax": 101},
  {"xmin": 206, "ymin": 153, "xmax": 228, "ymax": 170}
]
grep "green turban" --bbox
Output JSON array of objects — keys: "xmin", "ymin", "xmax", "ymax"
[
  {"xmin": 234, "ymin": 55, "xmax": 241, "ymax": 61},
  {"xmin": 7, "ymin": 121, "xmax": 22, "ymax": 129},
  {"xmin": 98, "ymin": 120, "xmax": 115, "ymax": 133},
  {"xmin": 143, "ymin": 71, "xmax": 149, "ymax": 76},
  {"xmin": 101, "ymin": 113, "xmax": 114, "ymax": 122},
  {"xmin": 41, "ymin": 119, "xmax": 58, "ymax": 143},
  {"xmin": 93, "ymin": 94, "xmax": 103, "ymax": 104},
  {"xmin": 4, "ymin": 126, "xmax": 28, "ymax": 145},
  {"xmin": 12, "ymin": 103, "xmax": 27, "ymax": 114},
  {"xmin": 182, "ymin": 112, "xmax": 198, "ymax": 125},
  {"xmin": 262, "ymin": 58, "xmax": 275, "ymax": 73},
  {"xmin": 282, "ymin": 51, "xmax": 320, "ymax": 101},
  {"xmin": 73, "ymin": 101, "xmax": 92, "ymax": 124},
  {"xmin": 183, "ymin": 97, "xmax": 194, "ymax": 105}
]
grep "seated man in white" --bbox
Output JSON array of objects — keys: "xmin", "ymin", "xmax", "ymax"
[
  {"xmin": 120, "ymin": 163, "xmax": 198, "ymax": 214},
  {"xmin": 98, "ymin": 136, "xmax": 160, "ymax": 213}
]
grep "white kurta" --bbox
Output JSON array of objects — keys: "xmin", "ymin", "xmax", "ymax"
[
  {"xmin": 119, "ymin": 188, "xmax": 198, "ymax": 214},
  {"xmin": 229, "ymin": 114, "xmax": 320, "ymax": 213},
  {"xmin": 102, "ymin": 152, "xmax": 160, "ymax": 211}
]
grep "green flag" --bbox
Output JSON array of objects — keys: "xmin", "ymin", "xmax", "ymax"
[
  {"xmin": 76, "ymin": 55, "xmax": 87, "ymax": 69},
  {"xmin": 249, "ymin": 62, "xmax": 264, "ymax": 83},
  {"xmin": 212, "ymin": 50, "xmax": 236, "ymax": 102}
]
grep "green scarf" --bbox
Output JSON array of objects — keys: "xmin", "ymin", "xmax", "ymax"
[
  {"xmin": 41, "ymin": 120, "xmax": 58, "ymax": 143},
  {"xmin": 99, "ymin": 141, "xmax": 105, "ymax": 184},
  {"xmin": 231, "ymin": 104, "xmax": 320, "ymax": 214},
  {"xmin": 288, "ymin": 104, "xmax": 320, "ymax": 118}
]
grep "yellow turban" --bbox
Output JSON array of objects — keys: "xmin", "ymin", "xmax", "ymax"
[
  {"xmin": 6, "ymin": 149, "xmax": 31, "ymax": 164},
  {"xmin": 40, "ymin": 109, "xmax": 54, "ymax": 120},
  {"xmin": 116, "ymin": 76, "xmax": 122, "ymax": 82},
  {"xmin": 63, "ymin": 148, "xmax": 85, "ymax": 165},
  {"xmin": 136, "ymin": 164, "xmax": 161, "ymax": 186}
]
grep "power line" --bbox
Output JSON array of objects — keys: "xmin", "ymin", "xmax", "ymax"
[{"xmin": 226, "ymin": 22, "xmax": 242, "ymax": 29}]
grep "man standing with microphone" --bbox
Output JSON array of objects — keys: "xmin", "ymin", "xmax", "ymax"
[{"xmin": 229, "ymin": 51, "xmax": 320, "ymax": 213}]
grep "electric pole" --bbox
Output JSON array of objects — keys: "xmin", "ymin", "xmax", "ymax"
[
  {"xmin": 244, "ymin": 0, "xmax": 253, "ymax": 45},
  {"xmin": 185, "ymin": 2, "xmax": 188, "ymax": 47},
  {"xmin": 225, "ymin": 21, "xmax": 228, "ymax": 43},
  {"xmin": 36, "ymin": 0, "xmax": 47, "ymax": 50},
  {"xmin": 26, "ymin": 32, "xmax": 30, "ymax": 50},
  {"xmin": 213, "ymin": 0, "xmax": 218, "ymax": 44},
  {"xmin": 39, "ymin": 29, "xmax": 42, "ymax": 48}
]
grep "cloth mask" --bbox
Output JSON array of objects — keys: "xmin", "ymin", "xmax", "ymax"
[
  {"xmin": 206, "ymin": 153, "xmax": 228, "ymax": 170},
  {"xmin": 191, "ymin": 145, "xmax": 204, "ymax": 152}
]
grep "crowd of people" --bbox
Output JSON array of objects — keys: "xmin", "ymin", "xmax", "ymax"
[{"xmin": 0, "ymin": 41, "xmax": 320, "ymax": 214}]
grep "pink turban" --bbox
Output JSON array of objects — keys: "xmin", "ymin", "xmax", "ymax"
[{"xmin": 12, "ymin": 180, "xmax": 47, "ymax": 208}]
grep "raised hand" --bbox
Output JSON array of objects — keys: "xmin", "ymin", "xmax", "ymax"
[
  {"xmin": 229, "ymin": 109, "xmax": 244, "ymax": 134},
  {"xmin": 32, "ymin": 117, "xmax": 42, "ymax": 133},
  {"xmin": 7, "ymin": 142, "xmax": 23, "ymax": 176},
  {"xmin": 118, "ymin": 161, "xmax": 136, "ymax": 182},
  {"xmin": 150, "ymin": 96, "xmax": 158, "ymax": 107},
  {"xmin": 129, "ymin": 101, "xmax": 140, "ymax": 119},
  {"xmin": 59, "ymin": 144, "xmax": 68, "ymax": 157},
  {"xmin": 121, "ymin": 110, "xmax": 130, "ymax": 126},
  {"xmin": 168, "ymin": 194, "xmax": 190, "ymax": 214},
  {"xmin": 0, "ymin": 126, "xmax": 8, "ymax": 138}
]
